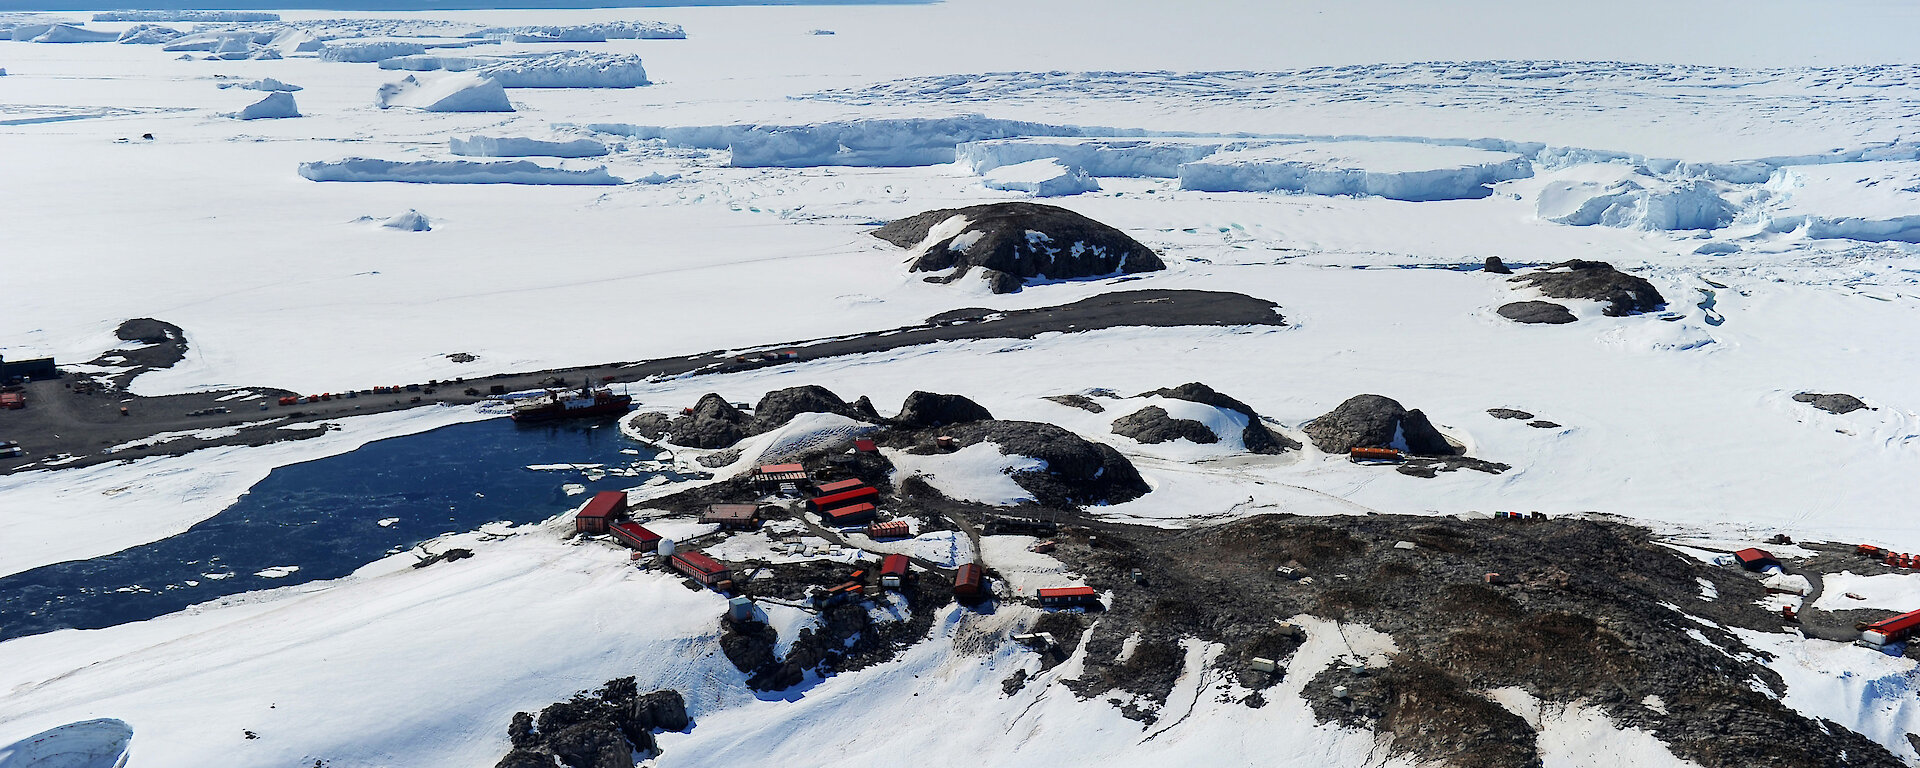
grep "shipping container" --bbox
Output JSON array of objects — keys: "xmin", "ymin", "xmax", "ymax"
[
  {"xmin": 1349, "ymin": 447, "xmax": 1405, "ymax": 463},
  {"xmin": 954, "ymin": 563, "xmax": 985, "ymax": 599},
  {"xmin": 0, "ymin": 392, "xmax": 24, "ymax": 410},
  {"xmin": 575, "ymin": 491, "xmax": 627, "ymax": 534},
  {"xmin": 866, "ymin": 520, "xmax": 911, "ymax": 540},
  {"xmin": 853, "ymin": 439, "xmax": 878, "ymax": 453},
  {"xmin": 807, "ymin": 486, "xmax": 880, "ymax": 512}
]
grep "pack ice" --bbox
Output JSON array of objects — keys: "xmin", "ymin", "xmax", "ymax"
[
  {"xmin": 298, "ymin": 158, "xmax": 622, "ymax": 185},
  {"xmin": 377, "ymin": 51, "xmax": 649, "ymax": 88},
  {"xmin": 375, "ymin": 73, "xmax": 512, "ymax": 112},
  {"xmin": 1177, "ymin": 141, "xmax": 1534, "ymax": 201}
]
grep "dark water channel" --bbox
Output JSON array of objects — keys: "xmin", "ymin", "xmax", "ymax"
[{"xmin": 0, "ymin": 416, "xmax": 683, "ymax": 642}]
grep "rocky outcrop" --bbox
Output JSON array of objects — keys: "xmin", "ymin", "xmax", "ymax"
[
  {"xmin": 1793, "ymin": 392, "xmax": 1870, "ymax": 415},
  {"xmin": 872, "ymin": 202, "xmax": 1165, "ymax": 294},
  {"xmin": 1486, "ymin": 408, "xmax": 1534, "ymax": 420},
  {"xmin": 894, "ymin": 391, "xmax": 994, "ymax": 429},
  {"xmin": 752, "ymin": 385, "xmax": 873, "ymax": 430},
  {"xmin": 1305, "ymin": 394, "xmax": 1456, "ymax": 456},
  {"xmin": 938, "ymin": 420, "xmax": 1150, "ymax": 507},
  {"xmin": 667, "ymin": 394, "xmax": 751, "ymax": 449},
  {"xmin": 1138, "ymin": 382, "xmax": 1299, "ymax": 454},
  {"xmin": 1045, "ymin": 394, "xmax": 1107, "ymax": 413},
  {"xmin": 1112, "ymin": 406, "xmax": 1218, "ymax": 445},
  {"xmin": 1483, "ymin": 256, "xmax": 1512, "ymax": 274},
  {"xmin": 1509, "ymin": 260, "xmax": 1665, "ymax": 316},
  {"xmin": 493, "ymin": 680, "xmax": 687, "ymax": 768},
  {"xmin": 1497, "ymin": 300, "xmax": 1576, "ymax": 324}
]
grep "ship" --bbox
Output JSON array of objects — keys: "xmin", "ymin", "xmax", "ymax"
[{"xmin": 509, "ymin": 385, "xmax": 633, "ymax": 423}]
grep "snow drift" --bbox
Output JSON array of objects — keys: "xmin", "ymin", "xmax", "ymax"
[
  {"xmin": 322, "ymin": 41, "xmax": 431, "ymax": 63},
  {"xmin": 449, "ymin": 135, "xmax": 609, "ymax": 158},
  {"xmin": 376, "ymin": 74, "xmax": 512, "ymax": 113},
  {"xmin": 0, "ymin": 718, "xmax": 133, "ymax": 768},
  {"xmin": 1178, "ymin": 141, "xmax": 1534, "ymax": 201},
  {"xmin": 234, "ymin": 92, "xmax": 299, "ymax": 120},
  {"xmin": 377, "ymin": 52, "xmax": 649, "ymax": 89},
  {"xmin": 982, "ymin": 158, "xmax": 1100, "ymax": 197},
  {"xmin": 1760, "ymin": 162, "xmax": 1920, "ymax": 243},
  {"xmin": 25, "ymin": 25, "xmax": 119, "ymax": 44},
  {"xmin": 298, "ymin": 158, "xmax": 622, "ymax": 185},
  {"xmin": 1535, "ymin": 165, "xmax": 1739, "ymax": 231}
]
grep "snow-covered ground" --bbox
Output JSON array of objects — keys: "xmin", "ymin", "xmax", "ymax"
[{"xmin": 6, "ymin": 0, "xmax": 1920, "ymax": 765}]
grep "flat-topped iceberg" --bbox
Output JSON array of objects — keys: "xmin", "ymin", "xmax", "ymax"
[
  {"xmin": 1178, "ymin": 141, "xmax": 1534, "ymax": 201},
  {"xmin": 299, "ymin": 158, "xmax": 624, "ymax": 185}
]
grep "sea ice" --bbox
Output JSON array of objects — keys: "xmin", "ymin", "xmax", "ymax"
[
  {"xmin": 1177, "ymin": 141, "xmax": 1534, "ymax": 201},
  {"xmin": 981, "ymin": 158, "xmax": 1100, "ymax": 197},
  {"xmin": 299, "ymin": 158, "xmax": 623, "ymax": 185},
  {"xmin": 379, "ymin": 51, "xmax": 649, "ymax": 89},
  {"xmin": 449, "ymin": 135, "xmax": 609, "ymax": 158}
]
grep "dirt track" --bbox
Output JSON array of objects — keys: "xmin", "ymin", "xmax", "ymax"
[{"xmin": 0, "ymin": 289, "xmax": 1283, "ymax": 475}]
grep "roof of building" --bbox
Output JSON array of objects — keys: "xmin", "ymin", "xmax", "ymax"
[
  {"xmin": 1734, "ymin": 548, "xmax": 1777, "ymax": 562},
  {"xmin": 881, "ymin": 554, "xmax": 911, "ymax": 575},
  {"xmin": 611, "ymin": 521, "xmax": 661, "ymax": 544},
  {"xmin": 703, "ymin": 503, "xmax": 759, "ymax": 522},
  {"xmin": 578, "ymin": 491, "xmax": 627, "ymax": 519},
  {"xmin": 815, "ymin": 478, "xmax": 867, "ymax": 494},
  {"xmin": 1038, "ymin": 586, "xmax": 1098, "ymax": 599},
  {"xmin": 854, "ymin": 438, "xmax": 878, "ymax": 452},
  {"xmin": 757, "ymin": 463, "xmax": 805, "ymax": 475},
  {"xmin": 672, "ymin": 551, "xmax": 727, "ymax": 576},
  {"xmin": 823, "ymin": 502, "xmax": 877, "ymax": 521}
]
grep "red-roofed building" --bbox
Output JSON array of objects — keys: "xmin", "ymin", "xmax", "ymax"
[
  {"xmin": 814, "ymin": 478, "xmax": 867, "ymax": 495},
  {"xmin": 821, "ymin": 502, "xmax": 878, "ymax": 527},
  {"xmin": 954, "ymin": 563, "xmax": 985, "ymax": 599},
  {"xmin": 575, "ymin": 491, "xmax": 627, "ymax": 534},
  {"xmin": 1037, "ymin": 586, "xmax": 1098, "ymax": 607},
  {"xmin": 807, "ymin": 486, "xmax": 880, "ymax": 512},
  {"xmin": 880, "ymin": 554, "xmax": 911, "ymax": 588},
  {"xmin": 670, "ymin": 551, "xmax": 733, "ymax": 589}
]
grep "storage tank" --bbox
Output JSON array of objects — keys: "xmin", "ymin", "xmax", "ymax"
[{"xmin": 657, "ymin": 538, "xmax": 676, "ymax": 558}]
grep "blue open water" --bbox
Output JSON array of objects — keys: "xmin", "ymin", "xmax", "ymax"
[{"xmin": 0, "ymin": 416, "xmax": 682, "ymax": 642}]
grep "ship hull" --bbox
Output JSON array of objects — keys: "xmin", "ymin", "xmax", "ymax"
[{"xmin": 509, "ymin": 395, "xmax": 633, "ymax": 423}]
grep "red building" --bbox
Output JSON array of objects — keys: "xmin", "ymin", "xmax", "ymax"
[
  {"xmin": 670, "ymin": 551, "xmax": 733, "ymax": 590},
  {"xmin": 575, "ymin": 491, "xmax": 627, "ymax": 534},
  {"xmin": 1037, "ymin": 586, "xmax": 1099, "ymax": 608},
  {"xmin": 701, "ymin": 503, "xmax": 760, "ymax": 529},
  {"xmin": 1733, "ymin": 548, "xmax": 1781, "ymax": 572},
  {"xmin": 610, "ymin": 521, "xmax": 662, "ymax": 550},
  {"xmin": 807, "ymin": 486, "xmax": 880, "ymax": 512},
  {"xmin": 866, "ymin": 520, "xmax": 910, "ymax": 540},
  {"xmin": 953, "ymin": 563, "xmax": 985, "ymax": 599},
  {"xmin": 821, "ymin": 502, "xmax": 878, "ymax": 526},
  {"xmin": 853, "ymin": 438, "xmax": 878, "ymax": 453},
  {"xmin": 1861, "ymin": 609, "xmax": 1920, "ymax": 647},
  {"xmin": 814, "ymin": 478, "xmax": 867, "ymax": 495},
  {"xmin": 880, "ymin": 554, "xmax": 911, "ymax": 588}
]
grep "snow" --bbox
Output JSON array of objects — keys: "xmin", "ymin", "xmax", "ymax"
[
  {"xmin": 449, "ymin": 134, "xmax": 608, "ymax": 158},
  {"xmin": 1177, "ymin": 141, "xmax": 1534, "ymax": 201},
  {"xmin": 959, "ymin": 137, "xmax": 1263, "ymax": 178},
  {"xmin": 1485, "ymin": 688, "xmax": 1704, "ymax": 768},
  {"xmin": 885, "ymin": 443, "xmax": 1045, "ymax": 506},
  {"xmin": 0, "ymin": 718, "xmax": 133, "ymax": 768},
  {"xmin": 378, "ymin": 51, "xmax": 650, "ymax": 88},
  {"xmin": 1734, "ymin": 629, "xmax": 1920, "ymax": 763},
  {"xmin": 298, "ymin": 158, "xmax": 622, "ymax": 185},
  {"xmin": 93, "ymin": 11, "xmax": 279, "ymax": 22},
  {"xmin": 319, "ymin": 40, "xmax": 427, "ymax": 63},
  {"xmin": 379, "ymin": 209, "xmax": 431, "ymax": 231},
  {"xmin": 1531, "ymin": 164, "xmax": 1740, "ymax": 231},
  {"xmin": 1761, "ymin": 162, "xmax": 1920, "ymax": 243},
  {"xmin": 25, "ymin": 25, "xmax": 118, "ymax": 44},
  {"xmin": 375, "ymin": 72, "xmax": 512, "ymax": 112},
  {"xmin": 1813, "ymin": 572, "xmax": 1920, "ymax": 612},
  {"xmin": 228, "ymin": 77, "xmax": 302, "ymax": 92},
  {"xmin": 982, "ymin": 158, "xmax": 1100, "ymax": 197},
  {"xmin": 234, "ymin": 91, "xmax": 299, "ymax": 120}
]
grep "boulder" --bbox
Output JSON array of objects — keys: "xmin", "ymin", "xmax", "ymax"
[
  {"xmin": 752, "ymin": 385, "xmax": 870, "ymax": 431},
  {"xmin": 1486, "ymin": 408, "xmax": 1534, "ymax": 420},
  {"xmin": 1046, "ymin": 394, "xmax": 1107, "ymax": 413},
  {"xmin": 626, "ymin": 690, "xmax": 689, "ymax": 733},
  {"xmin": 667, "ymin": 394, "xmax": 750, "ymax": 449},
  {"xmin": 116, "ymin": 317, "xmax": 180, "ymax": 344},
  {"xmin": 1112, "ymin": 405, "xmax": 1219, "ymax": 445},
  {"xmin": 1793, "ymin": 392, "xmax": 1870, "ymax": 415},
  {"xmin": 1137, "ymin": 382, "xmax": 1299, "ymax": 454},
  {"xmin": 938, "ymin": 420, "xmax": 1150, "ymax": 507},
  {"xmin": 545, "ymin": 720, "xmax": 630, "ymax": 768},
  {"xmin": 1484, "ymin": 256, "xmax": 1512, "ymax": 274},
  {"xmin": 495, "ymin": 750, "xmax": 559, "ymax": 768},
  {"xmin": 1508, "ymin": 260, "xmax": 1664, "ymax": 316},
  {"xmin": 895, "ymin": 391, "xmax": 994, "ymax": 429},
  {"xmin": 719, "ymin": 619, "xmax": 778, "ymax": 674},
  {"xmin": 1498, "ymin": 301, "xmax": 1576, "ymax": 324},
  {"xmin": 872, "ymin": 202, "xmax": 1165, "ymax": 294},
  {"xmin": 1305, "ymin": 395, "xmax": 1457, "ymax": 456}
]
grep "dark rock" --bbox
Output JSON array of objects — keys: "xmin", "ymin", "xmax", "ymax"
[
  {"xmin": 667, "ymin": 393, "xmax": 751, "ymax": 449},
  {"xmin": 872, "ymin": 202, "xmax": 1165, "ymax": 294},
  {"xmin": 1397, "ymin": 456, "xmax": 1512, "ymax": 478},
  {"xmin": 1498, "ymin": 300, "xmax": 1577, "ymax": 324},
  {"xmin": 1112, "ymin": 406, "xmax": 1218, "ymax": 445},
  {"xmin": 1509, "ymin": 260, "xmax": 1665, "ymax": 316},
  {"xmin": 850, "ymin": 395, "xmax": 882, "ymax": 421},
  {"xmin": 936, "ymin": 420, "xmax": 1150, "ymax": 507},
  {"xmin": 720, "ymin": 619, "xmax": 778, "ymax": 674},
  {"xmin": 1527, "ymin": 420, "xmax": 1561, "ymax": 429},
  {"xmin": 1487, "ymin": 408, "xmax": 1534, "ymax": 420},
  {"xmin": 546, "ymin": 721, "xmax": 630, "ymax": 768},
  {"xmin": 1305, "ymin": 395, "xmax": 1457, "ymax": 456},
  {"xmin": 1793, "ymin": 392, "xmax": 1870, "ymax": 415},
  {"xmin": 1137, "ymin": 382, "xmax": 1298, "ymax": 454},
  {"xmin": 509, "ymin": 712, "xmax": 539, "ymax": 749},
  {"xmin": 115, "ymin": 317, "xmax": 181, "ymax": 344},
  {"xmin": 752, "ymin": 385, "xmax": 871, "ymax": 430},
  {"xmin": 625, "ymin": 412, "xmax": 672, "ymax": 440},
  {"xmin": 1484, "ymin": 256, "xmax": 1512, "ymax": 274},
  {"xmin": 626, "ymin": 690, "xmax": 689, "ymax": 733},
  {"xmin": 980, "ymin": 267, "xmax": 1024, "ymax": 294},
  {"xmin": 895, "ymin": 391, "xmax": 994, "ymax": 429},
  {"xmin": 495, "ymin": 750, "xmax": 558, "ymax": 768},
  {"xmin": 1045, "ymin": 394, "xmax": 1106, "ymax": 413}
]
